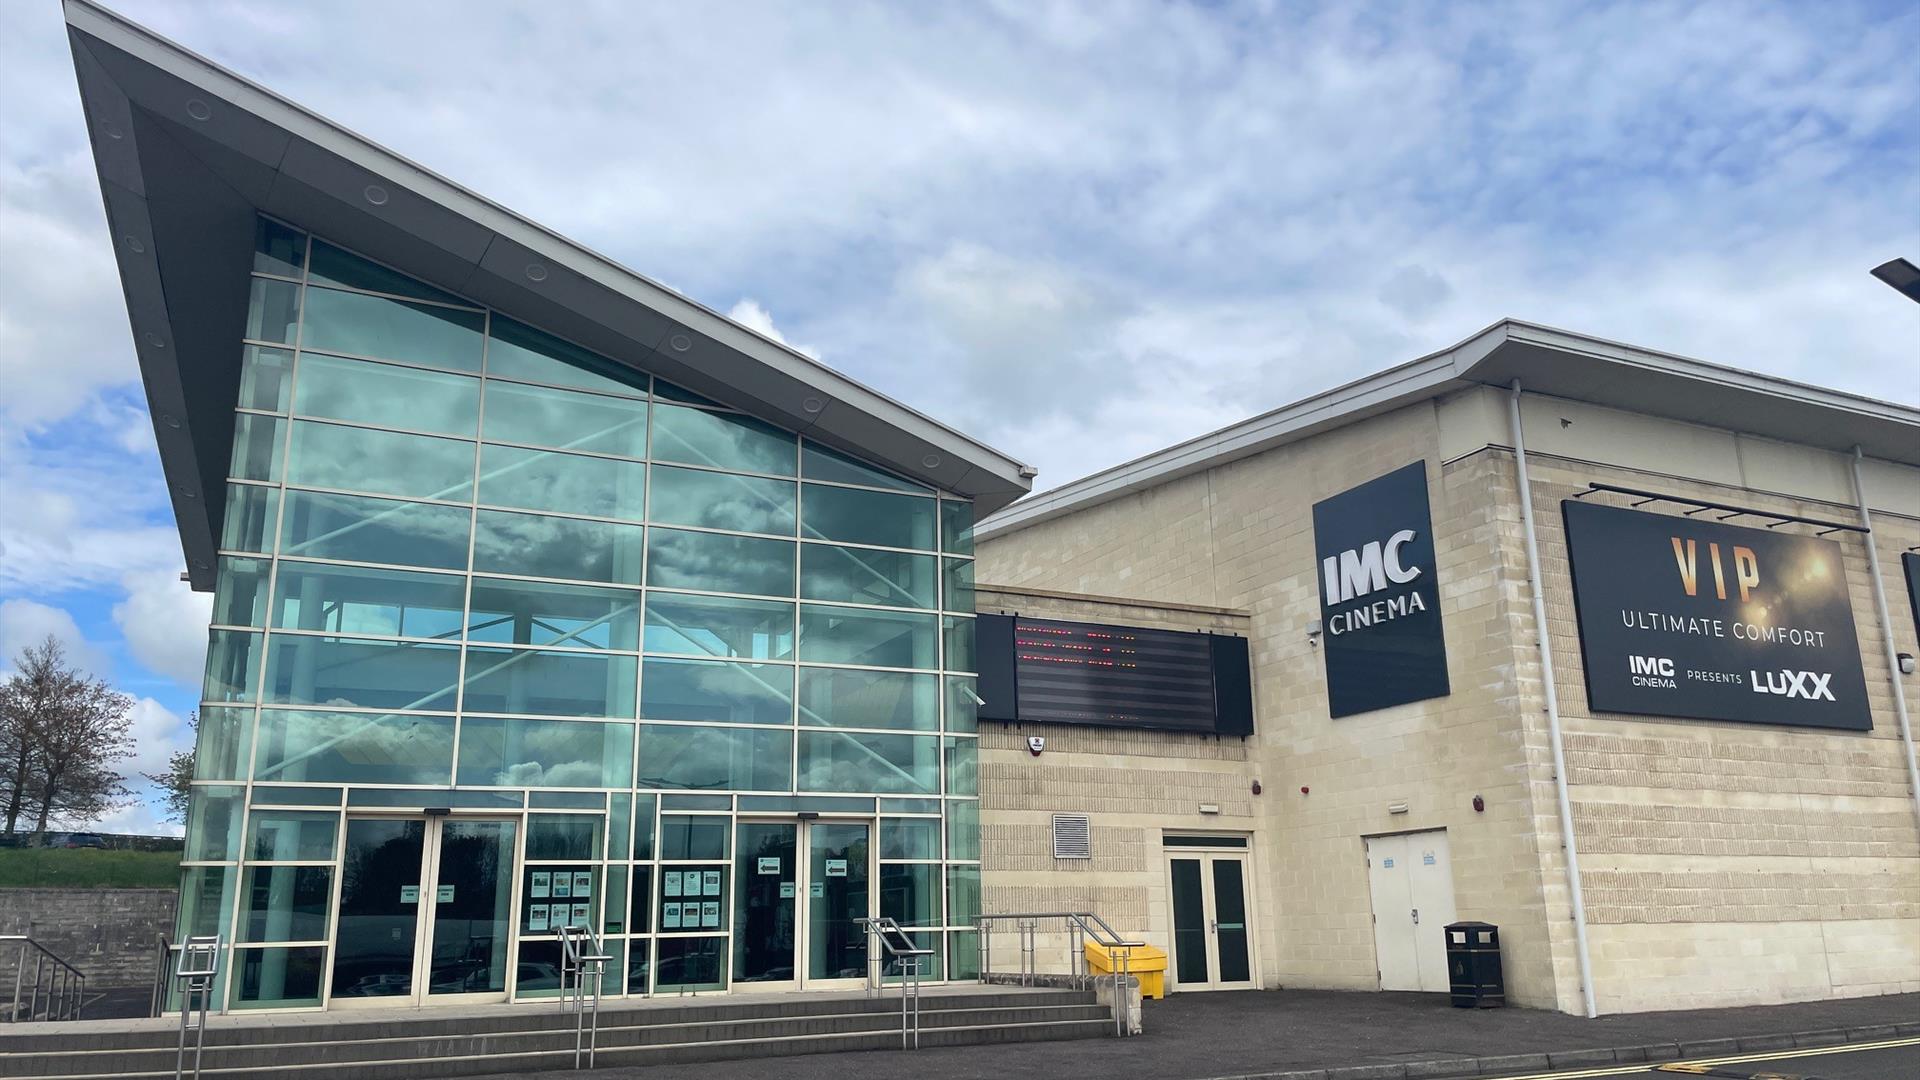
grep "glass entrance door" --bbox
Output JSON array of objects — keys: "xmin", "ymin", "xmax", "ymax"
[
  {"xmin": 424, "ymin": 820, "xmax": 517, "ymax": 997},
  {"xmin": 331, "ymin": 815, "xmax": 518, "ymax": 1007},
  {"xmin": 806, "ymin": 822, "xmax": 869, "ymax": 986},
  {"xmin": 731, "ymin": 819, "xmax": 871, "ymax": 989},
  {"xmin": 1166, "ymin": 851, "xmax": 1255, "ymax": 991},
  {"xmin": 733, "ymin": 822, "xmax": 799, "ymax": 987}
]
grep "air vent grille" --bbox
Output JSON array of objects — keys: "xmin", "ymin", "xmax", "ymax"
[{"xmin": 1051, "ymin": 813, "xmax": 1092, "ymax": 860}]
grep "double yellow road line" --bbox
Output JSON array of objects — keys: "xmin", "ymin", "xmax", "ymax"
[{"xmin": 1487, "ymin": 1034, "xmax": 1920, "ymax": 1079}]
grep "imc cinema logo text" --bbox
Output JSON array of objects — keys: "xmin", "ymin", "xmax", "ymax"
[{"xmin": 1321, "ymin": 529, "xmax": 1425, "ymax": 634}]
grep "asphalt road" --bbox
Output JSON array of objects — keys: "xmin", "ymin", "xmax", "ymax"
[{"xmin": 1520, "ymin": 1038, "xmax": 1920, "ymax": 1080}]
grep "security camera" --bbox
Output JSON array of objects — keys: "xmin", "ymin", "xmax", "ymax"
[
  {"xmin": 1306, "ymin": 618, "xmax": 1323, "ymax": 647},
  {"xmin": 1901, "ymin": 653, "xmax": 1916, "ymax": 676}
]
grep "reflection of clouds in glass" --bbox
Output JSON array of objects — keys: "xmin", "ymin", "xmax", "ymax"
[
  {"xmin": 281, "ymin": 492, "xmax": 471, "ymax": 568},
  {"xmin": 647, "ymin": 530, "xmax": 794, "ymax": 597},
  {"xmin": 473, "ymin": 510, "xmax": 643, "ymax": 584},
  {"xmin": 641, "ymin": 659, "xmax": 791, "ymax": 724},
  {"xmin": 649, "ymin": 467, "xmax": 794, "ymax": 534},
  {"xmin": 483, "ymin": 382, "xmax": 647, "ymax": 457},
  {"xmin": 638, "ymin": 725, "xmax": 788, "ymax": 790},
  {"xmin": 466, "ymin": 720, "xmax": 632, "ymax": 788},
  {"xmin": 652, "ymin": 403, "xmax": 796, "ymax": 476},
  {"xmin": 295, "ymin": 353, "xmax": 478, "ymax": 435},
  {"xmin": 797, "ymin": 732, "xmax": 937, "ymax": 794},
  {"xmin": 288, "ymin": 423, "xmax": 472, "ymax": 501},
  {"xmin": 254, "ymin": 710, "xmax": 453, "ymax": 783},
  {"xmin": 478, "ymin": 445, "xmax": 646, "ymax": 521}
]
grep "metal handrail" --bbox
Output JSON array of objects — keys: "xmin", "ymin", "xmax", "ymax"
[
  {"xmin": 557, "ymin": 925, "xmax": 612, "ymax": 1069},
  {"xmin": 972, "ymin": 911, "xmax": 1144, "ymax": 1037},
  {"xmin": 173, "ymin": 934, "xmax": 220, "ymax": 1080},
  {"xmin": 856, "ymin": 916, "xmax": 934, "ymax": 1049},
  {"xmin": 3, "ymin": 931, "xmax": 87, "ymax": 1023},
  {"xmin": 151, "ymin": 934, "xmax": 173, "ymax": 1018}
]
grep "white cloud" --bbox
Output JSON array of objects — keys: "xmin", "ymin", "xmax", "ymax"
[
  {"xmin": 113, "ymin": 572, "xmax": 213, "ymax": 687},
  {"xmin": 122, "ymin": 697, "xmax": 191, "ymax": 777},
  {"xmin": 89, "ymin": 791, "xmax": 185, "ymax": 839},
  {"xmin": 0, "ymin": 0, "xmax": 1913, "ymax": 508},
  {"xmin": 0, "ymin": 598, "xmax": 109, "ymax": 677},
  {"xmin": 727, "ymin": 299, "xmax": 819, "ymax": 359}
]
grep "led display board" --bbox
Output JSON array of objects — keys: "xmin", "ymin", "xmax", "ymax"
[
  {"xmin": 1562, "ymin": 499, "xmax": 1871, "ymax": 731},
  {"xmin": 974, "ymin": 615, "xmax": 1252, "ymax": 736}
]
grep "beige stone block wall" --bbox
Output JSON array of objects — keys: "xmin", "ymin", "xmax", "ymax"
[
  {"xmin": 977, "ymin": 403, "xmax": 1565, "ymax": 1006},
  {"xmin": 1510, "ymin": 444, "xmax": 1920, "ymax": 1013},
  {"xmin": 972, "ymin": 586, "xmax": 1259, "ymax": 977},
  {"xmin": 975, "ymin": 389, "xmax": 1920, "ymax": 1014}
]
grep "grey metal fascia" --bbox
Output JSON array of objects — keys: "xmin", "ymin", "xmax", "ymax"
[
  {"xmin": 1482, "ymin": 319, "xmax": 1920, "ymax": 431},
  {"xmin": 63, "ymin": 0, "xmax": 1033, "ymax": 507}
]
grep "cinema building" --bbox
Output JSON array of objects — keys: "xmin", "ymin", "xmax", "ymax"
[
  {"xmin": 970, "ymin": 322, "xmax": 1920, "ymax": 1015},
  {"xmin": 70, "ymin": 4, "xmax": 1918, "ymax": 1021},
  {"xmin": 68, "ymin": 4, "xmax": 1025, "ymax": 1011}
]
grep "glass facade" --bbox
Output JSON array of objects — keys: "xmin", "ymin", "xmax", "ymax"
[{"xmin": 177, "ymin": 217, "xmax": 979, "ymax": 1009}]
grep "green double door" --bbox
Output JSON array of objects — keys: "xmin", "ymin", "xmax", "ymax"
[
  {"xmin": 1167, "ymin": 851, "xmax": 1254, "ymax": 990},
  {"xmin": 732, "ymin": 820, "xmax": 872, "ymax": 989},
  {"xmin": 330, "ymin": 816, "xmax": 518, "ymax": 1006}
]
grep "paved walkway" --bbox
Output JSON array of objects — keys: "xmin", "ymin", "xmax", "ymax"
[{"xmin": 574, "ymin": 989, "xmax": 1920, "ymax": 1080}]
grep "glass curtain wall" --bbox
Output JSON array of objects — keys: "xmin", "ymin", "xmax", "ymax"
[{"xmin": 175, "ymin": 217, "xmax": 981, "ymax": 1008}]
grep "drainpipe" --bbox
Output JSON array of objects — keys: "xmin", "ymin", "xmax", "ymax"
[
  {"xmin": 1506, "ymin": 380, "xmax": 1599, "ymax": 1019},
  {"xmin": 1849, "ymin": 447, "xmax": 1920, "ymax": 839}
]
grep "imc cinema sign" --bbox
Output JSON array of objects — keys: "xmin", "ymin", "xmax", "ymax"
[
  {"xmin": 1312, "ymin": 462, "xmax": 1450, "ymax": 718},
  {"xmin": 1561, "ymin": 500, "xmax": 1871, "ymax": 731}
]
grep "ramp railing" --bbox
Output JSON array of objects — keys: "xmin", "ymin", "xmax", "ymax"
[
  {"xmin": 171, "ymin": 935, "xmax": 220, "ymax": 1080},
  {"xmin": 558, "ymin": 924, "xmax": 613, "ymax": 1068},
  {"xmin": 3, "ymin": 930, "xmax": 87, "ymax": 1023},
  {"xmin": 973, "ymin": 911, "xmax": 1142, "ymax": 1037},
  {"xmin": 856, "ymin": 916, "xmax": 934, "ymax": 1049}
]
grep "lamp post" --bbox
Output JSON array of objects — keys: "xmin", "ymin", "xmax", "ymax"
[{"xmin": 1870, "ymin": 258, "xmax": 1920, "ymax": 304}]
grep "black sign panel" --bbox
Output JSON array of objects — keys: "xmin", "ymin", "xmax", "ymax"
[
  {"xmin": 1562, "ymin": 500, "xmax": 1871, "ymax": 731},
  {"xmin": 972, "ymin": 615, "xmax": 1253, "ymax": 735},
  {"xmin": 1312, "ymin": 462, "xmax": 1450, "ymax": 718},
  {"xmin": 1905, "ymin": 552, "xmax": 1920, "ymax": 644}
]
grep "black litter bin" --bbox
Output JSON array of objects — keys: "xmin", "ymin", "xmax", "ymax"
[{"xmin": 1444, "ymin": 921, "xmax": 1504, "ymax": 1008}]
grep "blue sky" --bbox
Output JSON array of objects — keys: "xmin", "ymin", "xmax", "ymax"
[{"xmin": 2, "ymin": 1, "xmax": 1917, "ymax": 833}]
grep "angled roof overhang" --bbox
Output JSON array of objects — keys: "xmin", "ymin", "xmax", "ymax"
[
  {"xmin": 62, "ymin": 0, "xmax": 1033, "ymax": 590},
  {"xmin": 980, "ymin": 318, "xmax": 1920, "ymax": 539}
]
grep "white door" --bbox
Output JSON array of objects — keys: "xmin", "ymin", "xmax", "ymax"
[{"xmin": 1364, "ymin": 830, "xmax": 1456, "ymax": 992}]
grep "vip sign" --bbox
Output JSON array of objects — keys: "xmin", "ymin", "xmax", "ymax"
[
  {"xmin": 1561, "ymin": 499, "xmax": 1871, "ymax": 731},
  {"xmin": 1311, "ymin": 462, "xmax": 1450, "ymax": 718}
]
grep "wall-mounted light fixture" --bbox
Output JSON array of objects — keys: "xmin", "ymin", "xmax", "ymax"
[{"xmin": 1899, "ymin": 652, "xmax": 1916, "ymax": 675}]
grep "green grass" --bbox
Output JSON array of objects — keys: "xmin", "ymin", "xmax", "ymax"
[{"xmin": 0, "ymin": 848, "xmax": 182, "ymax": 889}]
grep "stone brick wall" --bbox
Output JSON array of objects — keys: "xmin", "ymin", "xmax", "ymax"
[
  {"xmin": 1514, "ymin": 447, "xmax": 1920, "ymax": 1012},
  {"xmin": 0, "ymin": 888, "xmax": 177, "ymax": 988},
  {"xmin": 977, "ymin": 384, "xmax": 1920, "ymax": 1014},
  {"xmin": 972, "ymin": 585, "xmax": 1258, "ymax": 976},
  {"xmin": 977, "ymin": 402, "xmax": 1566, "ymax": 1006}
]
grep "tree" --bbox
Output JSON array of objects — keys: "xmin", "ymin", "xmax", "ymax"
[
  {"xmin": 0, "ymin": 637, "xmax": 136, "ymax": 845},
  {"xmin": 144, "ymin": 713, "xmax": 197, "ymax": 824}
]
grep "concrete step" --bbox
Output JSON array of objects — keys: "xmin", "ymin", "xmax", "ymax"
[
  {"xmin": 0, "ymin": 990, "xmax": 1113, "ymax": 1080},
  {"xmin": 0, "ymin": 987, "xmax": 1093, "ymax": 1053}
]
